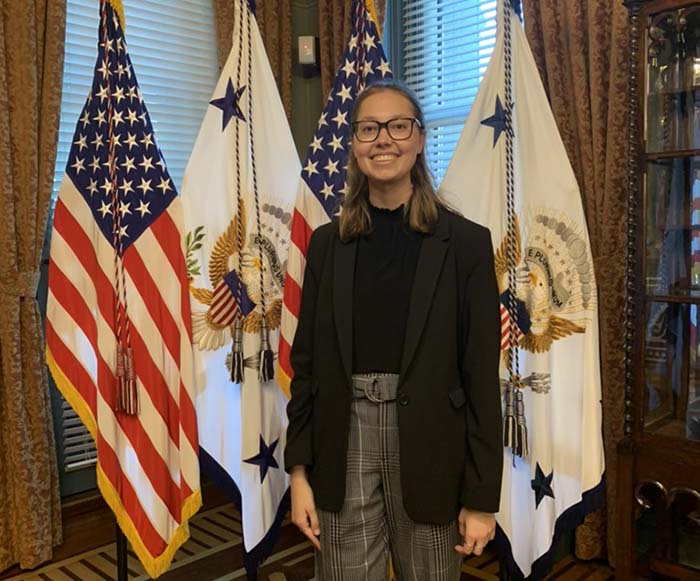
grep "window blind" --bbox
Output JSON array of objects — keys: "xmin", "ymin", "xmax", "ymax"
[
  {"xmin": 400, "ymin": 0, "xmax": 497, "ymax": 184},
  {"xmin": 60, "ymin": 399, "xmax": 98, "ymax": 472},
  {"xmin": 51, "ymin": 0, "xmax": 218, "ymax": 476},
  {"xmin": 55, "ymin": 0, "xmax": 219, "ymax": 199}
]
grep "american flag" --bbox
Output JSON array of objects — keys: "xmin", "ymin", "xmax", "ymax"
[
  {"xmin": 499, "ymin": 289, "xmax": 529, "ymax": 351},
  {"xmin": 278, "ymin": 0, "xmax": 392, "ymax": 391},
  {"xmin": 500, "ymin": 304, "xmax": 521, "ymax": 351},
  {"xmin": 45, "ymin": 1, "xmax": 201, "ymax": 577}
]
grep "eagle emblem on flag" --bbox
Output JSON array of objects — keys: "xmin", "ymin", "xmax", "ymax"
[
  {"xmin": 187, "ymin": 198, "xmax": 290, "ymax": 353},
  {"xmin": 495, "ymin": 209, "xmax": 596, "ymax": 354}
]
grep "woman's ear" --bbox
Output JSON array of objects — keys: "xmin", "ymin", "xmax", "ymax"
[{"xmin": 418, "ymin": 131, "xmax": 427, "ymax": 154}]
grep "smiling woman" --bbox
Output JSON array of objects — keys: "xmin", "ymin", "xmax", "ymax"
[
  {"xmin": 285, "ymin": 78, "xmax": 504, "ymax": 581},
  {"xmin": 352, "ymin": 92, "xmax": 425, "ymax": 204},
  {"xmin": 340, "ymin": 80, "xmax": 436, "ymax": 241}
]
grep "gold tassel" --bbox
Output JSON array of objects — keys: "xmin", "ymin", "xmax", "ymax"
[
  {"xmin": 123, "ymin": 347, "xmax": 138, "ymax": 415},
  {"xmin": 231, "ymin": 318, "xmax": 245, "ymax": 383},
  {"xmin": 115, "ymin": 343, "xmax": 127, "ymax": 412},
  {"xmin": 258, "ymin": 316, "xmax": 274, "ymax": 382}
]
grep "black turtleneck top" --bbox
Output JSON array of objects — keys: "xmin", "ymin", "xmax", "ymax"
[{"xmin": 352, "ymin": 203, "xmax": 423, "ymax": 373}]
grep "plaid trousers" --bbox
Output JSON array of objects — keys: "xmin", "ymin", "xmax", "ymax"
[{"xmin": 315, "ymin": 374, "xmax": 462, "ymax": 581}]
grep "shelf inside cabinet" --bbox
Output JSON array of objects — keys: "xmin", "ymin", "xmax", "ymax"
[
  {"xmin": 644, "ymin": 292, "xmax": 700, "ymax": 303},
  {"xmin": 649, "ymin": 85, "xmax": 700, "ymax": 96},
  {"xmin": 651, "ymin": 224, "xmax": 700, "ymax": 230},
  {"xmin": 645, "ymin": 417, "xmax": 699, "ymax": 440},
  {"xmin": 646, "ymin": 149, "xmax": 700, "ymax": 160}
]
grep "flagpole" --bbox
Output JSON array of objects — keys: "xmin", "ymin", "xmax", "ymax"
[{"xmin": 116, "ymin": 525, "xmax": 128, "ymax": 581}]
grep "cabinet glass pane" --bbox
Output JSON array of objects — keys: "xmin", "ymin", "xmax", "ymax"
[
  {"xmin": 646, "ymin": 157, "xmax": 700, "ymax": 297},
  {"xmin": 644, "ymin": 301, "xmax": 700, "ymax": 440},
  {"xmin": 647, "ymin": 6, "xmax": 700, "ymax": 152}
]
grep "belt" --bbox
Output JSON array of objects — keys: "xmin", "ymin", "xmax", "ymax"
[{"xmin": 351, "ymin": 373, "xmax": 400, "ymax": 402}]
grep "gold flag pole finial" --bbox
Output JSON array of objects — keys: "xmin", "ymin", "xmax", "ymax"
[
  {"xmin": 364, "ymin": 0, "xmax": 381, "ymax": 39},
  {"xmin": 107, "ymin": 0, "xmax": 126, "ymax": 30}
]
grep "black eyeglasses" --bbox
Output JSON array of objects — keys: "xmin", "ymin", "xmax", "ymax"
[{"xmin": 352, "ymin": 117, "xmax": 422, "ymax": 142}]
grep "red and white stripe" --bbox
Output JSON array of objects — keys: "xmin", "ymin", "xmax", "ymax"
[
  {"xmin": 278, "ymin": 180, "xmax": 332, "ymax": 395},
  {"xmin": 46, "ymin": 175, "xmax": 200, "ymax": 573},
  {"xmin": 210, "ymin": 280, "xmax": 240, "ymax": 327},
  {"xmin": 500, "ymin": 303, "xmax": 523, "ymax": 351}
]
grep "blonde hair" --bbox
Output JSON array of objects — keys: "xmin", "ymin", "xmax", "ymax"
[{"xmin": 338, "ymin": 79, "xmax": 440, "ymax": 242}]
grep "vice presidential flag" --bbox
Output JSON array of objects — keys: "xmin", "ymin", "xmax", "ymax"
[
  {"xmin": 45, "ymin": 1, "xmax": 201, "ymax": 577},
  {"xmin": 278, "ymin": 0, "xmax": 391, "ymax": 393},
  {"xmin": 180, "ymin": 0, "xmax": 297, "ymax": 572},
  {"xmin": 439, "ymin": 1, "xmax": 605, "ymax": 578}
]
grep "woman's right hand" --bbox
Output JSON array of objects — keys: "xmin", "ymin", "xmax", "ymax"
[{"xmin": 290, "ymin": 466, "xmax": 321, "ymax": 550}]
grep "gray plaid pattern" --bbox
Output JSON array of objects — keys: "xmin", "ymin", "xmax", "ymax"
[{"xmin": 315, "ymin": 375, "xmax": 462, "ymax": 581}]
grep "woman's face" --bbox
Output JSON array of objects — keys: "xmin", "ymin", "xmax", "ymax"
[{"xmin": 351, "ymin": 90, "xmax": 426, "ymax": 191}]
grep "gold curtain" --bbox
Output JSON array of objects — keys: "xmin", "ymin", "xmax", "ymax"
[
  {"xmin": 319, "ymin": 0, "xmax": 387, "ymax": 102},
  {"xmin": 0, "ymin": 0, "xmax": 66, "ymax": 572},
  {"xmin": 374, "ymin": 0, "xmax": 386, "ymax": 38},
  {"xmin": 522, "ymin": 0, "xmax": 629, "ymax": 563},
  {"xmin": 212, "ymin": 0, "xmax": 293, "ymax": 120}
]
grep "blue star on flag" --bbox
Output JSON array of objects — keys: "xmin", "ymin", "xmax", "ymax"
[
  {"xmin": 509, "ymin": 0, "xmax": 523, "ymax": 18},
  {"xmin": 481, "ymin": 95, "xmax": 509, "ymax": 147},
  {"xmin": 244, "ymin": 435, "xmax": 280, "ymax": 483},
  {"xmin": 210, "ymin": 79, "xmax": 247, "ymax": 130},
  {"xmin": 531, "ymin": 463, "xmax": 555, "ymax": 508}
]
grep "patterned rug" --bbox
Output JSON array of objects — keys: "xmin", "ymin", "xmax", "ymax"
[{"xmin": 5, "ymin": 503, "xmax": 605, "ymax": 580}]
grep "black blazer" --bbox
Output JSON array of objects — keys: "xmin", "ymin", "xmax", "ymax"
[{"xmin": 284, "ymin": 206, "xmax": 503, "ymax": 524}]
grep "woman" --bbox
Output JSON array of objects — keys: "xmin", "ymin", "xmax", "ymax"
[{"xmin": 285, "ymin": 79, "xmax": 503, "ymax": 580}]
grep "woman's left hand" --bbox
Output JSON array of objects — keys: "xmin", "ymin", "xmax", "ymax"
[{"xmin": 454, "ymin": 508, "xmax": 496, "ymax": 556}]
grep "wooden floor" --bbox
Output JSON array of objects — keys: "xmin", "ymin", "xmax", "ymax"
[{"xmin": 2, "ymin": 503, "xmax": 614, "ymax": 580}]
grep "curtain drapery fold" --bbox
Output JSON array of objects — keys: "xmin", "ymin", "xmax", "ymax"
[
  {"xmin": 523, "ymin": 0, "xmax": 630, "ymax": 563},
  {"xmin": 0, "ymin": 0, "xmax": 66, "ymax": 572}
]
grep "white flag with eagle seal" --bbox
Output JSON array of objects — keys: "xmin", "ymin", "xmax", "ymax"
[
  {"xmin": 180, "ymin": 0, "xmax": 297, "ymax": 573},
  {"xmin": 439, "ymin": 1, "xmax": 605, "ymax": 578}
]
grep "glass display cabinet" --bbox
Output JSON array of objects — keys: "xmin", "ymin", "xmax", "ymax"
[{"xmin": 619, "ymin": 1, "xmax": 700, "ymax": 578}]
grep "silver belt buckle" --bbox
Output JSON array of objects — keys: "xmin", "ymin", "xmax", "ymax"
[{"xmin": 364, "ymin": 378, "xmax": 384, "ymax": 402}]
